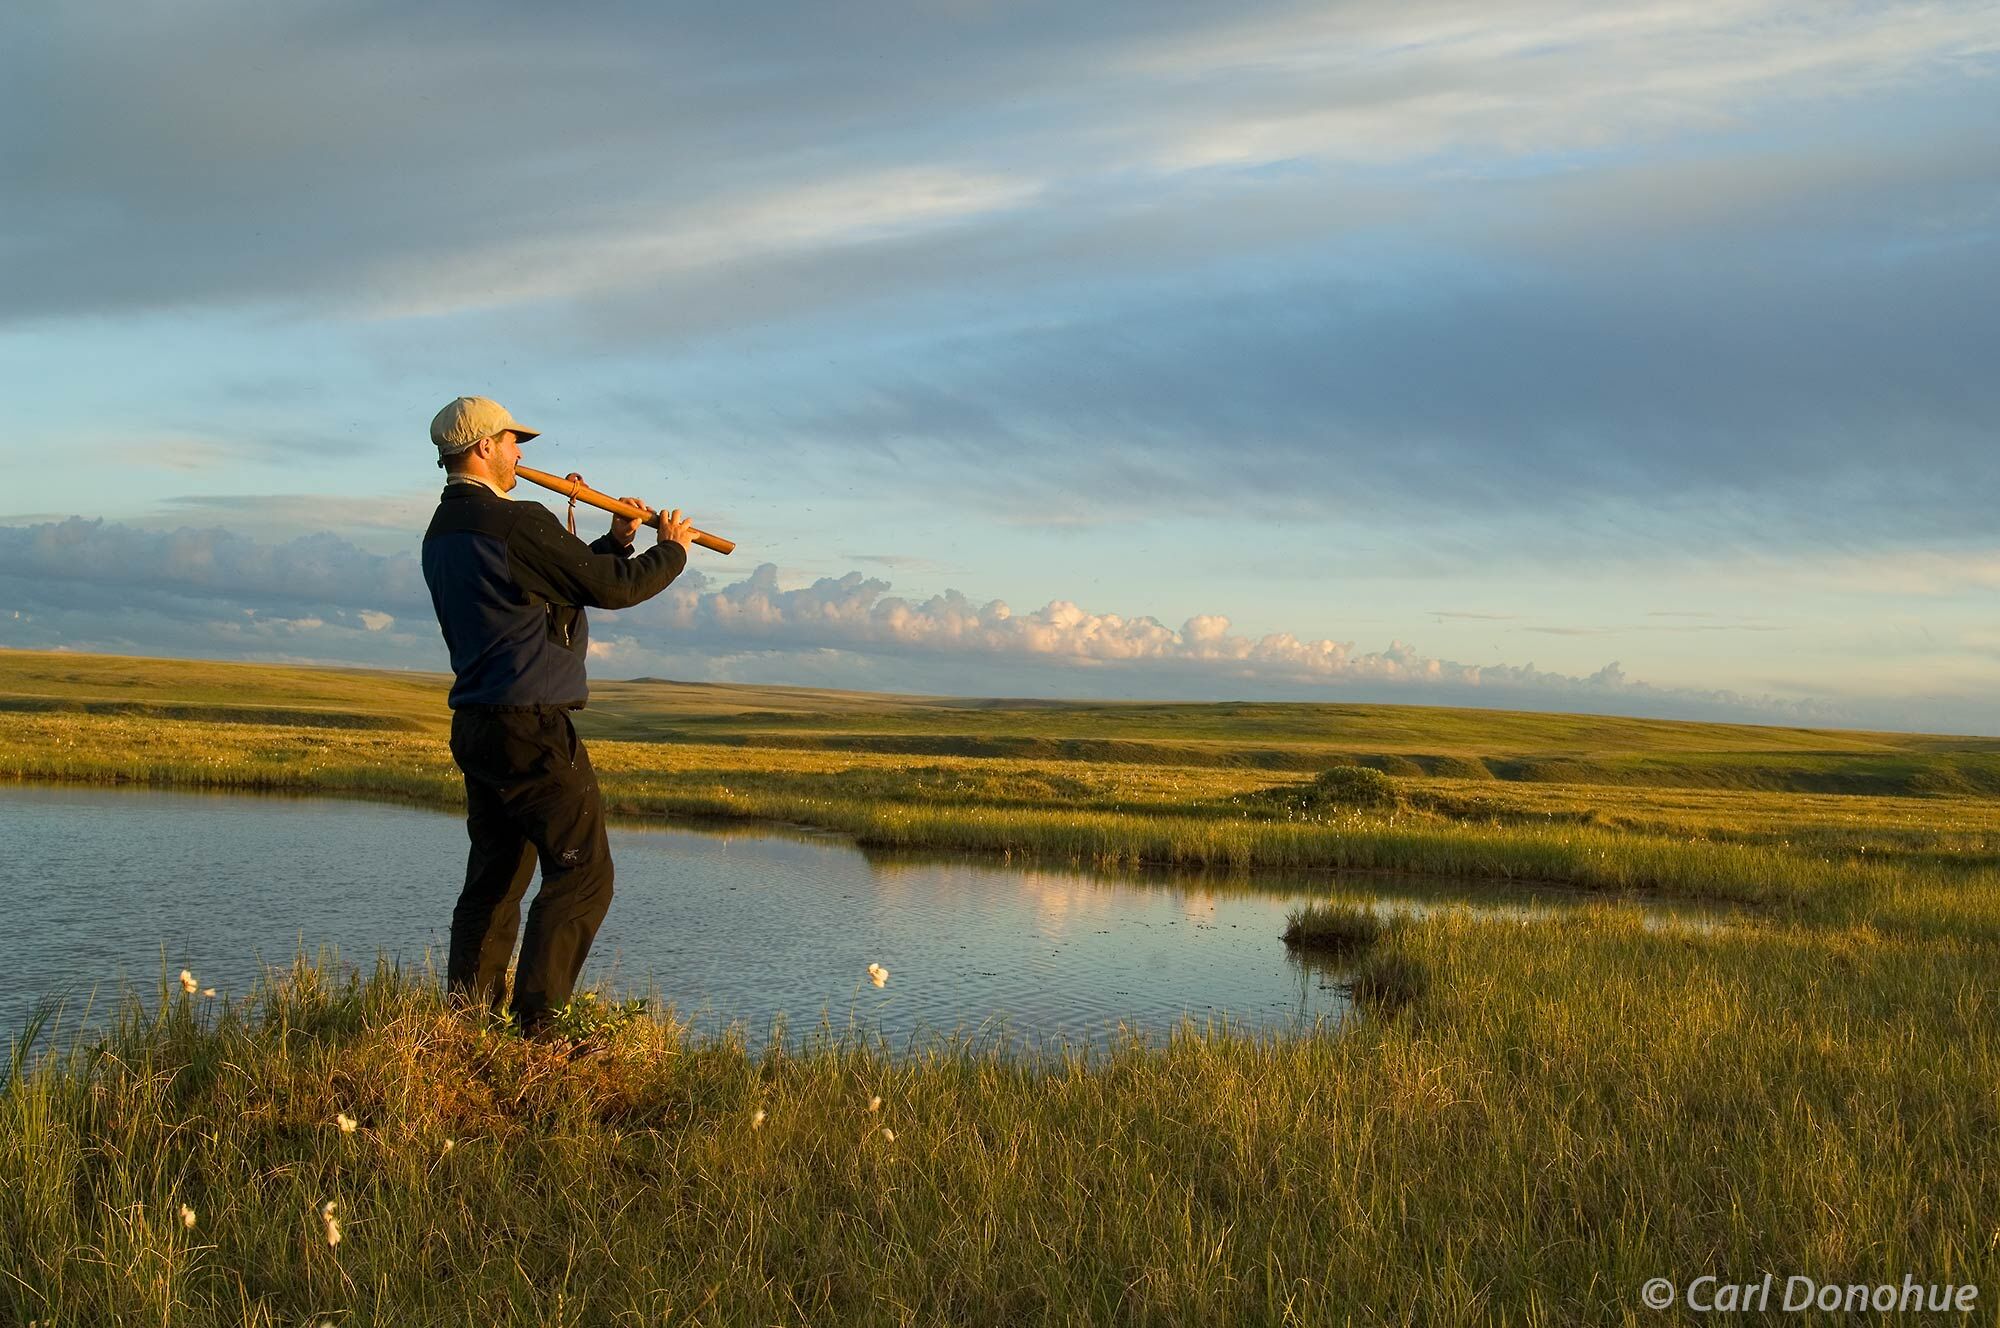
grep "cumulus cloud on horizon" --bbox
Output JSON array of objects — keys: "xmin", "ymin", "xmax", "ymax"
[{"xmin": 0, "ymin": 516, "xmax": 1867, "ymax": 728}]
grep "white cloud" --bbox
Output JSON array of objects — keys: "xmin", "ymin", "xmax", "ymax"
[
  {"xmin": 0, "ymin": 516, "xmax": 1852, "ymax": 723},
  {"xmin": 555, "ymin": 562, "xmax": 1841, "ymax": 719}
]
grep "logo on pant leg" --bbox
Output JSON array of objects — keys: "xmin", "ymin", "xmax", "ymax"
[{"xmin": 559, "ymin": 848, "xmax": 585, "ymax": 866}]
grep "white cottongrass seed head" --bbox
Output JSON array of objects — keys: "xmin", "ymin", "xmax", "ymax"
[
  {"xmin": 751, "ymin": 1108, "xmax": 766, "ymax": 1129},
  {"xmin": 179, "ymin": 1204, "xmax": 196, "ymax": 1229},
  {"xmin": 881, "ymin": 1128, "xmax": 896, "ymax": 1142},
  {"xmin": 201, "ymin": 988, "xmax": 216, "ymax": 998},
  {"xmin": 336, "ymin": 1112, "xmax": 358, "ymax": 1134},
  {"xmin": 868, "ymin": 1095, "xmax": 882, "ymax": 1113},
  {"xmin": 178, "ymin": 969, "xmax": 198, "ymax": 994},
  {"xmin": 867, "ymin": 962, "xmax": 889, "ymax": 988},
  {"xmin": 320, "ymin": 1200, "xmax": 341, "ymax": 1247},
  {"xmin": 442, "ymin": 1137, "xmax": 455, "ymax": 1153}
]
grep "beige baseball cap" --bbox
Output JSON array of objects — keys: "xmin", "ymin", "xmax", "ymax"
[{"xmin": 430, "ymin": 396, "xmax": 541, "ymax": 464}]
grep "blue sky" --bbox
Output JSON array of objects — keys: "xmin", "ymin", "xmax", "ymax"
[{"xmin": 3, "ymin": 0, "xmax": 1997, "ymax": 731}]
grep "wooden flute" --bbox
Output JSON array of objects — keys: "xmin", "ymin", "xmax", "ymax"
[{"xmin": 516, "ymin": 464, "xmax": 736, "ymax": 555}]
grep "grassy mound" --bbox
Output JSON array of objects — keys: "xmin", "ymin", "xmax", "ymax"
[{"xmin": 1281, "ymin": 900, "xmax": 1399, "ymax": 954}]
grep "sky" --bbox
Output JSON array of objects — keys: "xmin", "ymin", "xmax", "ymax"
[{"xmin": 2, "ymin": 0, "xmax": 1997, "ymax": 732}]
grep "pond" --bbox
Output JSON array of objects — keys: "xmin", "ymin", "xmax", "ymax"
[{"xmin": 0, "ymin": 784, "xmax": 1689, "ymax": 1050}]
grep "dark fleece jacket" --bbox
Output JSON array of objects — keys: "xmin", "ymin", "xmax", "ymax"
[{"xmin": 421, "ymin": 482, "xmax": 687, "ymax": 709}]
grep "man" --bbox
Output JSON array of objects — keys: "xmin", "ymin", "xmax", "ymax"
[{"xmin": 420, "ymin": 395, "xmax": 697, "ymax": 1035}]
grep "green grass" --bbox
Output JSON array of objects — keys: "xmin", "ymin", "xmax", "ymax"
[
  {"xmin": 4, "ymin": 649, "xmax": 1999, "ymax": 1322},
  {"xmin": 4, "ymin": 924, "xmax": 1994, "ymax": 1326}
]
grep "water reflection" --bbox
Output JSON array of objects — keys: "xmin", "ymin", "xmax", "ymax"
[{"xmin": 0, "ymin": 784, "xmax": 1711, "ymax": 1052}]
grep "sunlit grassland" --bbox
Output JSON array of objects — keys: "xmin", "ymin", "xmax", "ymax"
[
  {"xmin": 3, "ymin": 707, "xmax": 1998, "ymax": 938},
  {"xmin": 5, "ymin": 651, "xmax": 2000, "ymax": 1322},
  {"xmin": 0, "ymin": 649, "xmax": 445, "ymax": 731},
  {"xmin": 9, "ymin": 646, "xmax": 2000, "ymax": 791},
  {"xmin": 5, "ymin": 915, "xmax": 1994, "ymax": 1326}
]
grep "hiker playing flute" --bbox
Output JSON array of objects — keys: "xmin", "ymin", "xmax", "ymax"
[{"xmin": 420, "ymin": 395, "xmax": 696, "ymax": 1036}]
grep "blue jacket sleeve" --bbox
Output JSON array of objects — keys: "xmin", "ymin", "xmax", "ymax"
[{"xmin": 506, "ymin": 502, "xmax": 687, "ymax": 611}]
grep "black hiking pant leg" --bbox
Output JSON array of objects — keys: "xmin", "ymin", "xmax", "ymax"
[
  {"xmin": 447, "ymin": 776, "xmax": 539, "ymax": 1011},
  {"xmin": 510, "ymin": 718, "xmax": 614, "ymax": 1027},
  {"xmin": 445, "ymin": 708, "xmax": 615, "ymax": 1031}
]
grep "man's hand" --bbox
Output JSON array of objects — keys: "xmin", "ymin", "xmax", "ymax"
[
  {"xmin": 652, "ymin": 507, "xmax": 696, "ymax": 551},
  {"xmin": 609, "ymin": 497, "xmax": 653, "ymax": 547}
]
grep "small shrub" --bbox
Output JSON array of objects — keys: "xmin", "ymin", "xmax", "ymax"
[
  {"xmin": 1302, "ymin": 765, "xmax": 1400, "ymax": 811},
  {"xmin": 542, "ymin": 991, "xmax": 651, "ymax": 1044},
  {"xmin": 1234, "ymin": 764, "xmax": 1403, "ymax": 821}
]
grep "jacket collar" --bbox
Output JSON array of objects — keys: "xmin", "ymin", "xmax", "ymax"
[{"xmin": 439, "ymin": 478, "xmax": 511, "ymax": 502}]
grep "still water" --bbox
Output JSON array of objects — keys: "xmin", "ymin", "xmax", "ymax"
[{"xmin": 1, "ymin": 784, "xmax": 1644, "ymax": 1050}]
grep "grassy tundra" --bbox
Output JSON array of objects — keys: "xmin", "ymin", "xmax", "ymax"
[
  {"xmin": 2, "ymin": 649, "xmax": 1996, "ymax": 934},
  {"xmin": 2, "ymin": 647, "xmax": 1998, "ymax": 1324}
]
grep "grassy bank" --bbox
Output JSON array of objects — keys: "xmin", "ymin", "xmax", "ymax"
[
  {"xmin": 6, "ymin": 923, "xmax": 1994, "ymax": 1326},
  {"xmin": 4, "ymin": 705, "xmax": 1997, "ymax": 938},
  {"xmin": 3, "ymin": 653, "xmax": 1996, "ymax": 961}
]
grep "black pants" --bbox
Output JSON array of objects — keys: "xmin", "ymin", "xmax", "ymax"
[{"xmin": 446, "ymin": 707, "xmax": 613, "ymax": 1030}]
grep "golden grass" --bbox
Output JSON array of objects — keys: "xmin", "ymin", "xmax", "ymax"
[
  {"xmin": 4, "ymin": 919, "xmax": 1995, "ymax": 1325},
  {"xmin": 4, "ymin": 650, "xmax": 1999, "ymax": 1321}
]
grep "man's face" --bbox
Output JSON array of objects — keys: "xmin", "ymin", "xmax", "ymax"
[{"xmin": 490, "ymin": 430, "xmax": 522, "ymax": 490}]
